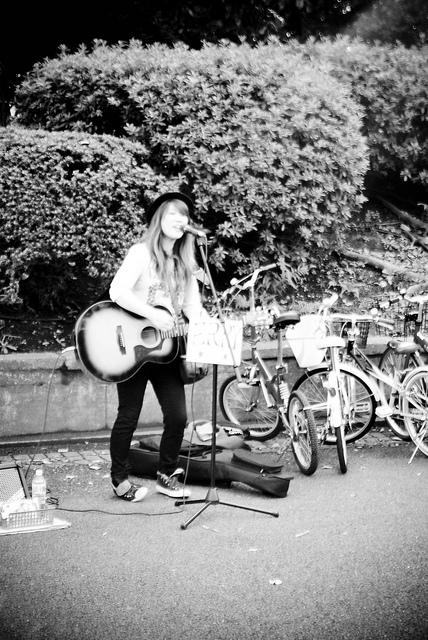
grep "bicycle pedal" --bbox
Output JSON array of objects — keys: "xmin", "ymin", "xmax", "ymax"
[{"xmin": 375, "ymin": 405, "xmax": 393, "ymax": 418}]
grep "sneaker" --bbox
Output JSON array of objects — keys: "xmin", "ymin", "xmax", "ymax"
[
  {"xmin": 112, "ymin": 479, "xmax": 148, "ymax": 502},
  {"xmin": 156, "ymin": 468, "xmax": 191, "ymax": 499}
]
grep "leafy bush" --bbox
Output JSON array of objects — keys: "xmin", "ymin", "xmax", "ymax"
[
  {"xmin": 300, "ymin": 37, "xmax": 428, "ymax": 191},
  {"xmin": 14, "ymin": 41, "xmax": 145, "ymax": 136},
  {"xmin": 13, "ymin": 41, "xmax": 368, "ymax": 295},
  {"xmin": 0, "ymin": 126, "xmax": 171, "ymax": 312}
]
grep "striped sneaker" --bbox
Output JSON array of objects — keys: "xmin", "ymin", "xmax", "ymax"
[{"xmin": 112, "ymin": 479, "xmax": 148, "ymax": 502}]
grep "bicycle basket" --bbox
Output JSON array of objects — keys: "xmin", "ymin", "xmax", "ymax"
[
  {"xmin": 286, "ymin": 314, "xmax": 328, "ymax": 368},
  {"xmin": 403, "ymin": 303, "xmax": 428, "ymax": 337}
]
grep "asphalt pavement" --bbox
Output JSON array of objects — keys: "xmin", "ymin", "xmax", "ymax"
[{"xmin": 0, "ymin": 427, "xmax": 427, "ymax": 640}]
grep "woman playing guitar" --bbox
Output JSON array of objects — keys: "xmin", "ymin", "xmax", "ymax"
[{"xmin": 108, "ymin": 191, "xmax": 207, "ymax": 502}]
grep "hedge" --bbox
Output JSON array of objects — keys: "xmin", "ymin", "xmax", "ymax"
[
  {"xmin": 0, "ymin": 126, "xmax": 173, "ymax": 312},
  {"xmin": 11, "ymin": 40, "xmax": 368, "ymax": 303},
  {"xmin": 300, "ymin": 37, "xmax": 428, "ymax": 191},
  {"xmin": 14, "ymin": 37, "xmax": 428, "ymax": 196}
]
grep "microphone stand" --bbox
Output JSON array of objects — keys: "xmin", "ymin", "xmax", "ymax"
[{"xmin": 176, "ymin": 235, "xmax": 279, "ymax": 529}]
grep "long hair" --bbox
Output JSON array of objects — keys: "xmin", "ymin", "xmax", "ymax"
[{"xmin": 143, "ymin": 199, "xmax": 196, "ymax": 286}]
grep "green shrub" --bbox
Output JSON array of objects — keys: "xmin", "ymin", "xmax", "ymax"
[
  {"xmin": 13, "ymin": 41, "xmax": 368, "ymax": 294},
  {"xmin": 300, "ymin": 37, "xmax": 428, "ymax": 191},
  {"xmin": 14, "ymin": 40, "xmax": 146, "ymax": 136},
  {"xmin": 0, "ymin": 126, "xmax": 171, "ymax": 312}
]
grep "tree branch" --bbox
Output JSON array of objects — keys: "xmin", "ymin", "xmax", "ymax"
[
  {"xmin": 400, "ymin": 224, "xmax": 428, "ymax": 252},
  {"xmin": 405, "ymin": 281, "xmax": 428, "ymax": 295},
  {"xmin": 374, "ymin": 195, "xmax": 428, "ymax": 233},
  {"xmin": 337, "ymin": 247, "xmax": 422, "ymax": 281}
]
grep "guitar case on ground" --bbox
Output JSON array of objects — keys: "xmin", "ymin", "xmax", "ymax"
[{"xmin": 129, "ymin": 435, "xmax": 293, "ymax": 498}]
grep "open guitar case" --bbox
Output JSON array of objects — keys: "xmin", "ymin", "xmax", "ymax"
[{"xmin": 128, "ymin": 426, "xmax": 293, "ymax": 498}]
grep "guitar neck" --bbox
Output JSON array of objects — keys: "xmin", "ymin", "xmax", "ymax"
[{"xmin": 160, "ymin": 322, "xmax": 189, "ymax": 340}]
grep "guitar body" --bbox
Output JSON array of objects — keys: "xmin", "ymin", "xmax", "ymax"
[{"xmin": 74, "ymin": 300, "xmax": 179, "ymax": 383}]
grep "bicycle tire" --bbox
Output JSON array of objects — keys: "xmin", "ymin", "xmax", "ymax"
[
  {"xmin": 219, "ymin": 375, "xmax": 283, "ymax": 441},
  {"xmin": 378, "ymin": 346, "xmax": 412, "ymax": 441},
  {"xmin": 287, "ymin": 390, "xmax": 319, "ymax": 475},
  {"xmin": 401, "ymin": 368, "xmax": 428, "ymax": 457},
  {"xmin": 335, "ymin": 426, "xmax": 348, "ymax": 473},
  {"xmin": 292, "ymin": 365, "xmax": 376, "ymax": 444}
]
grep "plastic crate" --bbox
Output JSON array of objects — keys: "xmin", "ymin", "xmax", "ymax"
[
  {"xmin": 1, "ymin": 507, "xmax": 54, "ymax": 529},
  {"xmin": 286, "ymin": 314, "xmax": 328, "ymax": 368}
]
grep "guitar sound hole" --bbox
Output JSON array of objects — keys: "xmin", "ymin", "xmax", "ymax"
[{"xmin": 141, "ymin": 326, "xmax": 160, "ymax": 348}]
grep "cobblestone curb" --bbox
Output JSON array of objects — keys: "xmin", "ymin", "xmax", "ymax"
[
  {"xmin": 0, "ymin": 426, "xmax": 413, "ymax": 469},
  {"xmin": 0, "ymin": 448, "xmax": 111, "ymax": 467}
]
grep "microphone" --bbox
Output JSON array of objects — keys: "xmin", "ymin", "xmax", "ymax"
[{"xmin": 182, "ymin": 224, "xmax": 207, "ymax": 238}]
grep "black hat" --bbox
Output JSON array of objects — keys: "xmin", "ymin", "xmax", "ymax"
[{"xmin": 146, "ymin": 191, "xmax": 194, "ymax": 224}]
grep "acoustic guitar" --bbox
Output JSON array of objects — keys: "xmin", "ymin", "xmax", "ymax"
[{"xmin": 74, "ymin": 300, "xmax": 188, "ymax": 383}]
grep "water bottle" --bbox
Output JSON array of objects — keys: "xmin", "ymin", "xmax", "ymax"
[{"xmin": 31, "ymin": 468, "xmax": 47, "ymax": 507}]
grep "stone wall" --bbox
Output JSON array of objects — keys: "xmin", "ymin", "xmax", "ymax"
[{"xmin": 0, "ymin": 338, "xmax": 387, "ymax": 440}]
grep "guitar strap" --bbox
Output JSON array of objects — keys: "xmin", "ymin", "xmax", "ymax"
[
  {"xmin": 165, "ymin": 266, "xmax": 209, "ymax": 383},
  {"xmin": 165, "ymin": 260, "xmax": 187, "ymax": 355},
  {"xmin": 165, "ymin": 259, "xmax": 182, "ymax": 324}
]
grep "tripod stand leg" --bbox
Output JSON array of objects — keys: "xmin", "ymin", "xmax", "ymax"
[
  {"xmin": 180, "ymin": 501, "xmax": 213, "ymax": 530},
  {"xmin": 179, "ymin": 497, "xmax": 279, "ymax": 529},
  {"xmin": 216, "ymin": 500, "xmax": 279, "ymax": 517}
]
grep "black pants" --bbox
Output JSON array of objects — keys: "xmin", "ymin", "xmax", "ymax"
[{"xmin": 110, "ymin": 358, "xmax": 187, "ymax": 484}]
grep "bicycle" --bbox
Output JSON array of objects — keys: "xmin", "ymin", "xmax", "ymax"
[
  {"xmin": 378, "ymin": 292, "xmax": 428, "ymax": 439},
  {"xmin": 218, "ymin": 264, "xmax": 320, "ymax": 475},
  {"xmin": 287, "ymin": 294, "xmax": 380, "ymax": 473},
  {"xmin": 322, "ymin": 301, "xmax": 428, "ymax": 451},
  {"xmin": 289, "ymin": 297, "xmax": 382, "ymax": 455},
  {"xmin": 401, "ymin": 366, "xmax": 428, "ymax": 459}
]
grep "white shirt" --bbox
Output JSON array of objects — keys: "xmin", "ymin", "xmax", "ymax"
[{"xmin": 109, "ymin": 242, "xmax": 204, "ymax": 321}]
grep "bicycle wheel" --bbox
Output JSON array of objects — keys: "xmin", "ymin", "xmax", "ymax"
[
  {"xmin": 287, "ymin": 390, "xmax": 319, "ymax": 475},
  {"xmin": 292, "ymin": 365, "xmax": 376, "ymax": 444},
  {"xmin": 401, "ymin": 369, "xmax": 428, "ymax": 457},
  {"xmin": 219, "ymin": 375, "xmax": 282, "ymax": 441},
  {"xmin": 378, "ymin": 346, "xmax": 412, "ymax": 440},
  {"xmin": 335, "ymin": 426, "xmax": 348, "ymax": 473}
]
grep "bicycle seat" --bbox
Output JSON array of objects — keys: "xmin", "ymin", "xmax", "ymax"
[
  {"xmin": 273, "ymin": 311, "xmax": 300, "ymax": 329},
  {"xmin": 388, "ymin": 339, "xmax": 419, "ymax": 354}
]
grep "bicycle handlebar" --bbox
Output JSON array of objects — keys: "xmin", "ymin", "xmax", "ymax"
[
  {"xmin": 221, "ymin": 263, "xmax": 277, "ymax": 298},
  {"xmin": 404, "ymin": 292, "xmax": 428, "ymax": 306},
  {"xmin": 319, "ymin": 293, "xmax": 339, "ymax": 311},
  {"xmin": 241, "ymin": 263, "xmax": 277, "ymax": 290}
]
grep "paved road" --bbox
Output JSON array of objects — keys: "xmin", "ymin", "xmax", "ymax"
[{"xmin": 0, "ymin": 431, "xmax": 427, "ymax": 640}]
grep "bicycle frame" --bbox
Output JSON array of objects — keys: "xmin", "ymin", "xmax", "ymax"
[
  {"xmin": 327, "ymin": 301, "xmax": 428, "ymax": 445},
  {"xmin": 244, "ymin": 321, "xmax": 292, "ymax": 425},
  {"xmin": 224, "ymin": 263, "xmax": 292, "ymax": 420},
  {"xmin": 346, "ymin": 341, "xmax": 401, "ymax": 411},
  {"xmin": 220, "ymin": 264, "xmax": 311, "ymax": 441},
  {"xmin": 341, "ymin": 319, "xmax": 428, "ymax": 417}
]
